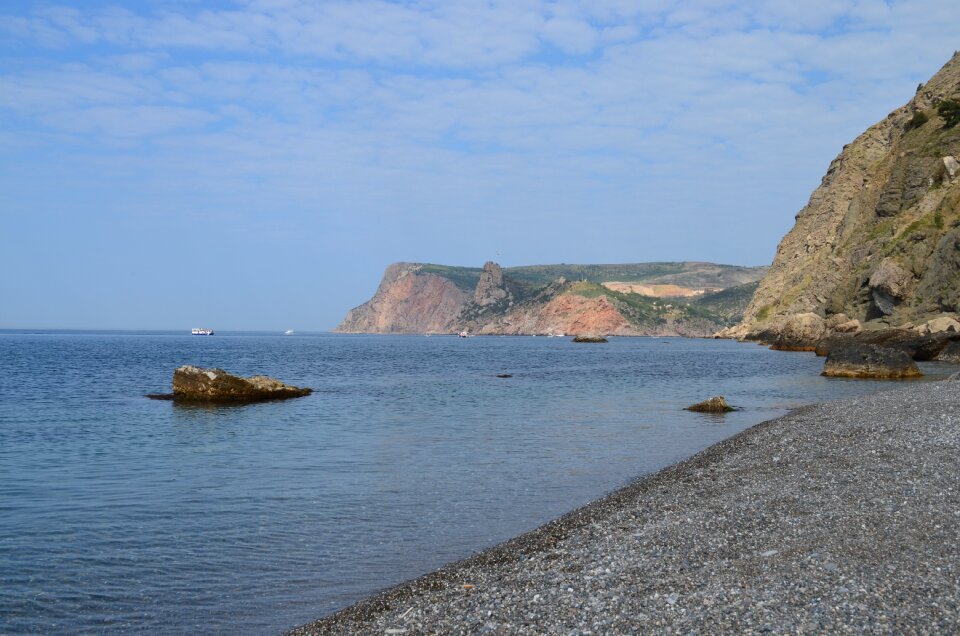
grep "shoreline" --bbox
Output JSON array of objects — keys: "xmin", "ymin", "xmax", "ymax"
[{"xmin": 289, "ymin": 379, "xmax": 960, "ymax": 634}]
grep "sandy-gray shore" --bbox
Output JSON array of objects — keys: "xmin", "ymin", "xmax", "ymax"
[{"xmin": 290, "ymin": 379, "xmax": 960, "ymax": 634}]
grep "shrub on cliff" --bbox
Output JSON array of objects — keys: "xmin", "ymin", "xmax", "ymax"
[
  {"xmin": 938, "ymin": 99, "xmax": 960, "ymax": 128},
  {"xmin": 905, "ymin": 110, "xmax": 928, "ymax": 131}
]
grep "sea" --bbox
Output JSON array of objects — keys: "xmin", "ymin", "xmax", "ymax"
[{"xmin": 1, "ymin": 331, "xmax": 956, "ymax": 634}]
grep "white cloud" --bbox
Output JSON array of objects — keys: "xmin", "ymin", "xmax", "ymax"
[{"xmin": 2, "ymin": 0, "xmax": 959, "ymax": 328}]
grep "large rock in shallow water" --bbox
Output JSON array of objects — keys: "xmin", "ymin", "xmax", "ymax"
[
  {"xmin": 822, "ymin": 344, "xmax": 922, "ymax": 379},
  {"xmin": 163, "ymin": 365, "xmax": 312, "ymax": 402}
]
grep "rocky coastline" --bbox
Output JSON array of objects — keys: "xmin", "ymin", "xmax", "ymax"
[{"xmin": 290, "ymin": 379, "xmax": 960, "ymax": 634}]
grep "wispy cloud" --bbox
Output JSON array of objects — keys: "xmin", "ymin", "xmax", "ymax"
[{"xmin": 0, "ymin": 0, "xmax": 957, "ymax": 328}]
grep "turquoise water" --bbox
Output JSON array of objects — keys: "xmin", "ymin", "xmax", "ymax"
[{"xmin": 1, "ymin": 332, "xmax": 954, "ymax": 634}]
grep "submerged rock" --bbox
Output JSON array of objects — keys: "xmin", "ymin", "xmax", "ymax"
[
  {"xmin": 149, "ymin": 365, "xmax": 312, "ymax": 402},
  {"xmin": 685, "ymin": 396, "xmax": 736, "ymax": 413},
  {"xmin": 572, "ymin": 335, "xmax": 609, "ymax": 343},
  {"xmin": 822, "ymin": 343, "xmax": 922, "ymax": 379}
]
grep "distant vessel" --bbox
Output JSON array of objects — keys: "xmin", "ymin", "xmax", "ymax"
[
  {"xmin": 191, "ymin": 328, "xmax": 214, "ymax": 336},
  {"xmin": 458, "ymin": 331, "xmax": 470, "ymax": 338},
  {"xmin": 284, "ymin": 329, "xmax": 295, "ymax": 336}
]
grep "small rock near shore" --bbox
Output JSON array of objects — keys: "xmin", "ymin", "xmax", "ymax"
[
  {"xmin": 572, "ymin": 335, "xmax": 608, "ymax": 343},
  {"xmin": 685, "ymin": 396, "xmax": 736, "ymax": 413},
  {"xmin": 149, "ymin": 365, "xmax": 312, "ymax": 402},
  {"xmin": 822, "ymin": 343, "xmax": 922, "ymax": 379}
]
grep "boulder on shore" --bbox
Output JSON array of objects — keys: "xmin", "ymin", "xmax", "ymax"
[
  {"xmin": 572, "ymin": 335, "xmax": 608, "ymax": 343},
  {"xmin": 916, "ymin": 315, "xmax": 960, "ymax": 336},
  {"xmin": 816, "ymin": 330, "xmax": 959, "ymax": 362},
  {"xmin": 936, "ymin": 340, "xmax": 960, "ymax": 363},
  {"xmin": 770, "ymin": 313, "xmax": 826, "ymax": 351},
  {"xmin": 685, "ymin": 396, "xmax": 736, "ymax": 413},
  {"xmin": 822, "ymin": 343, "xmax": 922, "ymax": 379},
  {"xmin": 149, "ymin": 365, "xmax": 312, "ymax": 402}
]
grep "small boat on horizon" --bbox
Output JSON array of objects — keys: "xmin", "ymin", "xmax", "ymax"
[
  {"xmin": 284, "ymin": 329, "xmax": 295, "ymax": 335},
  {"xmin": 458, "ymin": 331, "xmax": 471, "ymax": 338},
  {"xmin": 191, "ymin": 328, "xmax": 214, "ymax": 336}
]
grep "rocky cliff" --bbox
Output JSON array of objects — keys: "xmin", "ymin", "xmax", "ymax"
[
  {"xmin": 336, "ymin": 261, "xmax": 767, "ymax": 336},
  {"xmin": 336, "ymin": 262, "xmax": 469, "ymax": 333},
  {"xmin": 727, "ymin": 52, "xmax": 960, "ymax": 341}
]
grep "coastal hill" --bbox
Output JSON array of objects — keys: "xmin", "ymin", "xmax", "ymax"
[
  {"xmin": 335, "ymin": 261, "xmax": 767, "ymax": 336},
  {"xmin": 727, "ymin": 52, "xmax": 960, "ymax": 341}
]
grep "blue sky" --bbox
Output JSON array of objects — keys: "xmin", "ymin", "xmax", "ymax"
[{"xmin": 0, "ymin": 1, "xmax": 956, "ymax": 330}]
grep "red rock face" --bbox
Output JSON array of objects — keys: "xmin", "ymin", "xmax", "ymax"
[
  {"xmin": 336, "ymin": 265, "xmax": 468, "ymax": 333},
  {"xmin": 533, "ymin": 294, "xmax": 633, "ymax": 335}
]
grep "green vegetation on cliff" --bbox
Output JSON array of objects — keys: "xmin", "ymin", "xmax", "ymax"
[{"xmin": 417, "ymin": 264, "xmax": 483, "ymax": 291}]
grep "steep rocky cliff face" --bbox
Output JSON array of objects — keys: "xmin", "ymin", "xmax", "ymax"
[
  {"xmin": 336, "ymin": 263, "xmax": 469, "ymax": 333},
  {"xmin": 336, "ymin": 261, "xmax": 766, "ymax": 336},
  {"xmin": 729, "ymin": 52, "xmax": 960, "ymax": 340}
]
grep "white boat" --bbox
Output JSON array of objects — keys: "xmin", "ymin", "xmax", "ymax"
[
  {"xmin": 191, "ymin": 328, "xmax": 214, "ymax": 336},
  {"xmin": 284, "ymin": 329, "xmax": 295, "ymax": 335},
  {"xmin": 458, "ymin": 331, "xmax": 470, "ymax": 338}
]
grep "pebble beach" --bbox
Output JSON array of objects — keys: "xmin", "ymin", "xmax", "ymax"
[{"xmin": 291, "ymin": 378, "xmax": 960, "ymax": 634}]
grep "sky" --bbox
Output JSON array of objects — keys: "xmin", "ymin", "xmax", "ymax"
[{"xmin": 0, "ymin": 1, "xmax": 957, "ymax": 330}]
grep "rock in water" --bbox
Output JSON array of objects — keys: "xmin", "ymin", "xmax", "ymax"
[
  {"xmin": 822, "ymin": 344, "xmax": 922, "ymax": 379},
  {"xmin": 154, "ymin": 365, "xmax": 312, "ymax": 402},
  {"xmin": 685, "ymin": 396, "xmax": 735, "ymax": 413},
  {"xmin": 572, "ymin": 335, "xmax": 608, "ymax": 343}
]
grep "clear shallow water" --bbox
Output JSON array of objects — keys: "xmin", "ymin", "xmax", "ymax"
[{"xmin": 1, "ymin": 332, "xmax": 956, "ymax": 634}]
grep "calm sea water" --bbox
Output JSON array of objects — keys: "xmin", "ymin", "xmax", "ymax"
[{"xmin": 1, "ymin": 331, "xmax": 956, "ymax": 634}]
